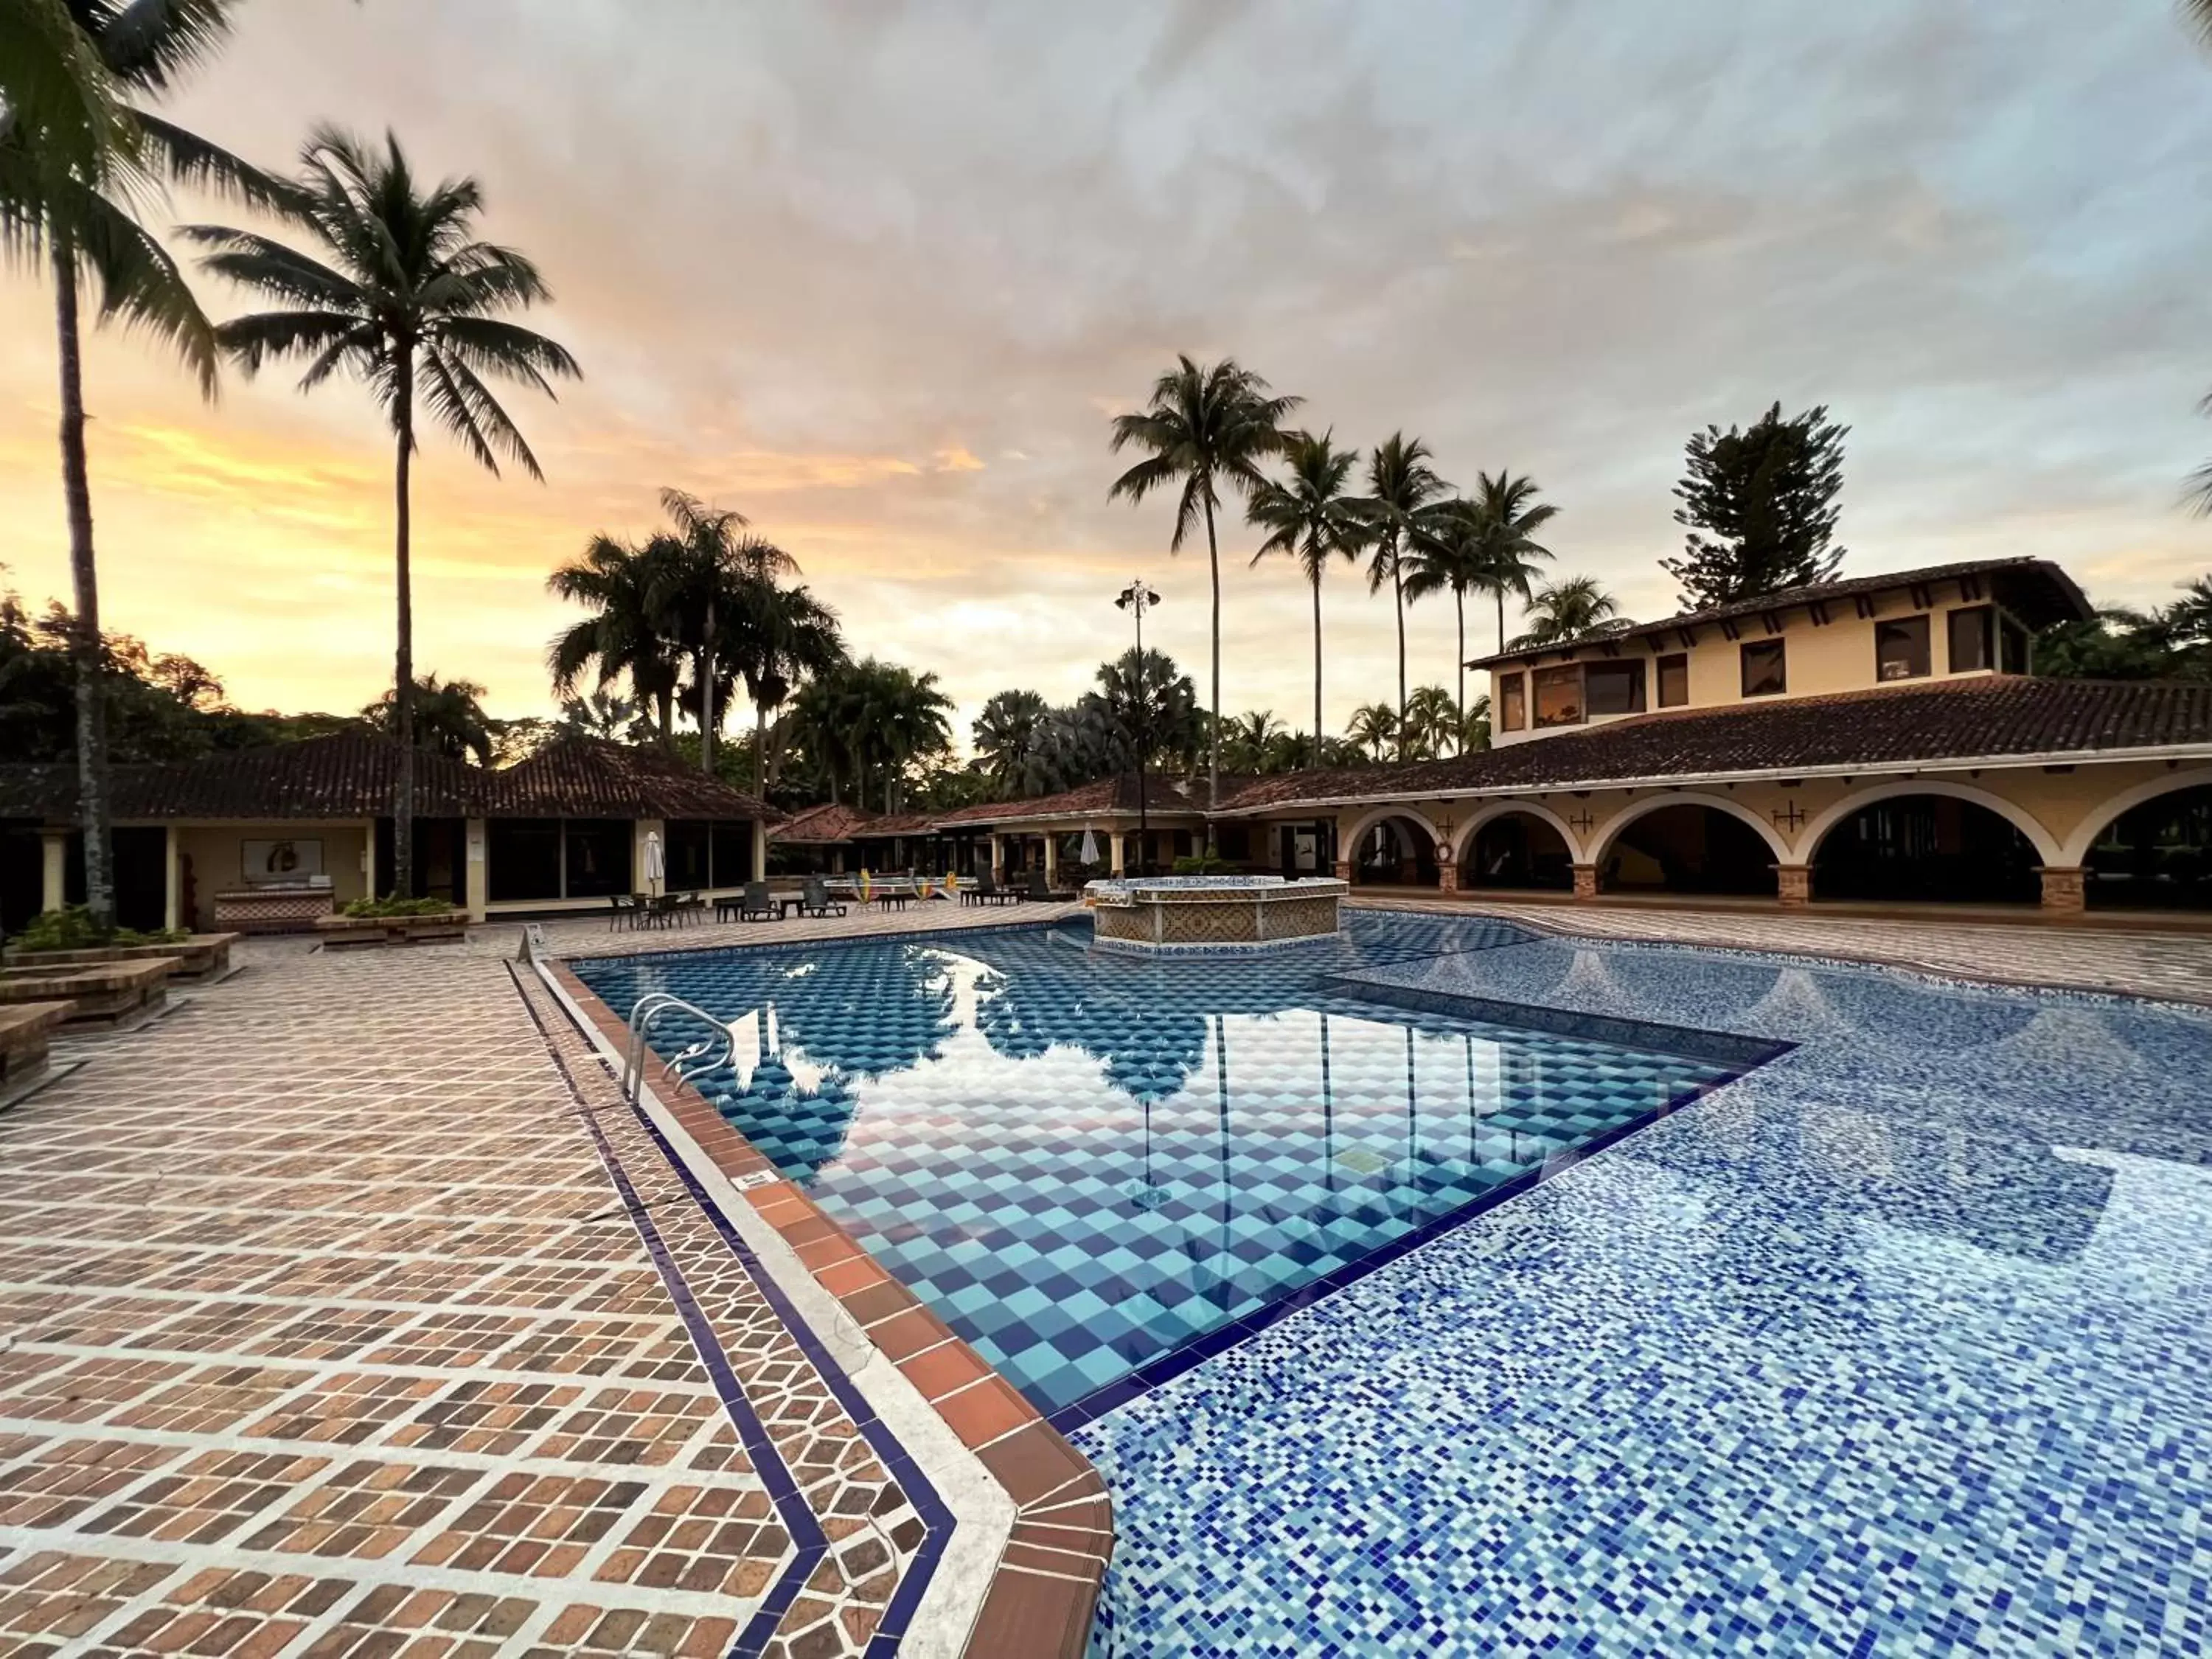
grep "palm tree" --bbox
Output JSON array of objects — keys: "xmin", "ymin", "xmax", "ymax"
[
  {"xmin": 1346, "ymin": 702, "xmax": 1398, "ymax": 764},
  {"xmin": 1401, "ymin": 686, "xmax": 1461, "ymax": 762},
  {"xmin": 727, "ymin": 578, "xmax": 842, "ymax": 796},
  {"xmin": 1246, "ymin": 430, "xmax": 1369, "ymax": 768},
  {"xmin": 364, "ymin": 672, "xmax": 495, "ymax": 764},
  {"xmin": 1467, "ymin": 471, "xmax": 1559, "ymax": 655},
  {"xmin": 548, "ymin": 532, "xmax": 681, "ymax": 741},
  {"xmin": 1108, "ymin": 355, "xmax": 1299, "ymax": 816},
  {"xmin": 6, "ymin": 0, "xmax": 279, "ymax": 928},
  {"xmin": 650, "ymin": 488, "xmax": 757, "ymax": 776},
  {"xmin": 1402, "ymin": 507, "xmax": 1484, "ymax": 756},
  {"xmin": 1093, "ymin": 647, "xmax": 1202, "ymax": 773},
  {"xmin": 1355, "ymin": 434, "xmax": 1449, "ymax": 759},
  {"xmin": 188, "ymin": 127, "xmax": 580, "ymax": 899},
  {"xmin": 973, "ymin": 689, "xmax": 1049, "ymax": 797},
  {"xmin": 1509, "ymin": 576, "xmax": 1632, "ymax": 649}
]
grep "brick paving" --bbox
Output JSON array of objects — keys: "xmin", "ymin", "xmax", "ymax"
[{"xmin": 0, "ymin": 902, "xmax": 1066, "ymax": 1658}]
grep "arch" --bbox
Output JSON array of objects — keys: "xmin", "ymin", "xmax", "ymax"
[
  {"xmin": 1455, "ymin": 805, "xmax": 1580, "ymax": 893},
  {"xmin": 1590, "ymin": 791, "xmax": 1791, "ymax": 869},
  {"xmin": 1344, "ymin": 810, "xmax": 1442, "ymax": 887},
  {"xmin": 1808, "ymin": 790, "xmax": 2044, "ymax": 905},
  {"xmin": 2065, "ymin": 770, "xmax": 2212, "ymax": 911},
  {"xmin": 1798, "ymin": 779, "xmax": 2062, "ymax": 867},
  {"xmin": 1341, "ymin": 804, "xmax": 1443, "ymax": 859},
  {"xmin": 2057, "ymin": 766, "xmax": 2212, "ymax": 866},
  {"xmin": 1446, "ymin": 800, "xmax": 1587, "ymax": 867}
]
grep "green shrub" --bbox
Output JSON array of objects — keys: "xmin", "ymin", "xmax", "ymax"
[
  {"xmin": 1172, "ymin": 854, "xmax": 1238, "ymax": 876},
  {"xmin": 10, "ymin": 906, "xmax": 188, "ymax": 952},
  {"xmin": 340, "ymin": 894, "xmax": 461, "ymax": 918}
]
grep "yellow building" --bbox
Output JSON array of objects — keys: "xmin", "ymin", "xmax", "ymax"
[{"xmin": 1210, "ymin": 559, "xmax": 2212, "ymax": 914}]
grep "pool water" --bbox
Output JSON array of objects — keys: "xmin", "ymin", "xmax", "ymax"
[{"xmin": 572, "ymin": 914, "xmax": 1781, "ymax": 1421}]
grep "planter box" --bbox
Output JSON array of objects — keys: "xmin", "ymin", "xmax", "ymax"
[
  {"xmin": 315, "ymin": 910, "xmax": 470, "ymax": 949},
  {"xmin": 1, "ymin": 933, "xmax": 239, "ymax": 982},
  {"xmin": 0, "ymin": 958, "xmax": 173, "ymax": 1025},
  {"xmin": 0, "ymin": 1000, "xmax": 73, "ymax": 1093}
]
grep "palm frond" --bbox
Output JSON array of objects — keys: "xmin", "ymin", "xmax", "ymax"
[{"xmin": 68, "ymin": 181, "xmax": 218, "ymax": 392}]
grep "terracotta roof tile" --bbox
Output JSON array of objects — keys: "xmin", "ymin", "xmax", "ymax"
[{"xmin": 1214, "ymin": 677, "xmax": 2212, "ymax": 812}]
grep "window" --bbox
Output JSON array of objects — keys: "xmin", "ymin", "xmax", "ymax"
[
  {"xmin": 563, "ymin": 818, "xmax": 633, "ymax": 898},
  {"xmin": 1875, "ymin": 615, "xmax": 1931, "ymax": 681},
  {"xmin": 2000, "ymin": 617, "xmax": 2029, "ymax": 674},
  {"xmin": 1657, "ymin": 653, "xmax": 1689, "ymax": 708},
  {"xmin": 1498, "ymin": 672, "xmax": 1526, "ymax": 732},
  {"xmin": 1585, "ymin": 658, "xmax": 1646, "ymax": 716},
  {"xmin": 711, "ymin": 820, "xmax": 753, "ymax": 886},
  {"xmin": 1948, "ymin": 605, "xmax": 1993, "ymax": 673},
  {"xmin": 665, "ymin": 820, "xmax": 712, "ymax": 888},
  {"xmin": 1534, "ymin": 665, "xmax": 1585, "ymax": 728},
  {"xmin": 488, "ymin": 819, "xmax": 561, "ymax": 901},
  {"xmin": 1741, "ymin": 639, "xmax": 1787, "ymax": 697}
]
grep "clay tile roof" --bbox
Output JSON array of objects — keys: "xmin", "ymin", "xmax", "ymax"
[
  {"xmin": 487, "ymin": 737, "xmax": 780, "ymax": 821},
  {"xmin": 770, "ymin": 802, "xmax": 883, "ymax": 844},
  {"xmin": 1467, "ymin": 557, "xmax": 2095, "ymax": 670},
  {"xmin": 928, "ymin": 773, "xmax": 1206, "ymax": 827},
  {"xmin": 1214, "ymin": 677, "xmax": 2212, "ymax": 813}
]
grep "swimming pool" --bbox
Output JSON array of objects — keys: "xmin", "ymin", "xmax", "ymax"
[
  {"xmin": 572, "ymin": 913, "xmax": 1784, "ymax": 1422},
  {"xmin": 574, "ymin": 912, "xmax": 2212, "ymax": 1655}
]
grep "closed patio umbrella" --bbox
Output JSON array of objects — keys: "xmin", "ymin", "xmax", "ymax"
[
  {"xmin": 642, "ymin": 830, "xmax": 665, "ymax": 897},
  {"xmin": 1079, "ymin": 827, "xmax": 1101, "ymax": 867}
]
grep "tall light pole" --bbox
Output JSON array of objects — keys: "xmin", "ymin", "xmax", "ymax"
[{"xmin": 1116, "ymin": 580, "xmax": 1161, "ymax": 875}]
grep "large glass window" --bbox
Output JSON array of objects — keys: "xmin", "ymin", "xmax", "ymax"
[
  {"xmin": 1498, "ymin": 672, "xmax": 1526, "ymax": 732},
  {"xmin": 1948, "ymin": 605, "xmax": 1993, "ymax": 673},
  {"xmin": 1534, "ymin": 665, "xmax": 1584, "ymax": 728},
  {"xmin": 1875, "ymin": 615, "xmax": 1931, "ymax": 681},
  {"xmin": 712, "ymin": 820, "xmax": 754, "ymax": 886},
  {"xmin": 487, "ymin": 819, "xmax": 561, "ymax": 901},
  {"xmin": 564, "ymin": 818, "xmax": 632, "ymax": 898},
  {"xmin": 1657, "ymin": 653, "xmax": 1689, "ymax": 708},
  {"xmin": 1741, "ymin": 640, "xmax": 1787, "ymax": 698},
  {"xmin": 665, "ymin": 820, "xmax": 712, "ymax": 888},
  {"xmin": 1585, "ymin": 659, "xmax": 1646, "ymax": 716}
]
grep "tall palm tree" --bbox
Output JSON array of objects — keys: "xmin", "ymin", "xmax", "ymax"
[
  {"xmin": 1467, "ymin": 470, "xmax": 1559, "ymax": 655},
  {"xmin": 728, "ymin": 578, "xmax": 842, "ymax": 796},
  {"xmin": 548, "ymin": 532, "xmax": 681, "ymax": 741},
  {"xmin": 1107, "ymin": 355, "xmax": 1299, "ymax": 816},
  {"xmin": 6, "ymin": 0, "xmax": 279, "ymax": 928},
  {"xmin": 1356, "ymin": 434, "xmax": 1448, "ymax": 759},
  {"xmin": 1246, "ymin": 430, "xmax": 1369, "ymax": 768},
  {"xmin": 1401, "ymin": 686, "xmax": 1460, "ymax": 762},
  {"xmin": 188, "ymin": 127, "xmax": 580, "ymax": 898},
  {"xmin": 1509, "ymin": 576, "xmax": 1632, "ymax": 649},
  {"xmin": 1402, "ymin": 506, "xmax": 1484, "ymax": 756},
  {"xmin": 973, "ymin": 689, "xmax": 1049, "ymax": 798},
  {"xmin": 650, "ymin": 487, "xmax": 755, "ymax": 776}
]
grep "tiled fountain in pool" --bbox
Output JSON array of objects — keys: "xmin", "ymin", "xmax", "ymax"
[{"xmin": 571, "ymin": 913, "xmax": 1784, "ymax": 1422}]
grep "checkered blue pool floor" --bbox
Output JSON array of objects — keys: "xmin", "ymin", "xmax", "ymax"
[{"xmin": 574, "ymin": 914, "xmax": 1762, "ymax": 1420}]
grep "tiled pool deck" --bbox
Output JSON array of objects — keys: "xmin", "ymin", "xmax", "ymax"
[{"xmin": 0, "ymin": 897, "xmax": 2203, "ymax": 1655}]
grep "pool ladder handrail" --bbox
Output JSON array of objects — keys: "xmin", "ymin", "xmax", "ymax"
[{"xmin": 622, "ymin": 992, "xmax": 741, "ymax": 1105}]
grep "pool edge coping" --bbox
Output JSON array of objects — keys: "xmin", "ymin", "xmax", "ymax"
[{"xmin": 539, "ymin": 954, "xmax": 1111, "ymax": 1659}]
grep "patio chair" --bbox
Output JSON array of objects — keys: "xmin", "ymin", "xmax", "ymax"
[
  {"xmin": 800, "ymin": 877, "xmax": 846, "ymax": 919},
  {"xmin": 608, "ymin": 894, "xmax": 639, "ymax": 932},
  {"xmin": 739, "ymin": 881, "xmax": 777, "ymax": 922},
  {"xmin": 1021, "ymin": 869, "xmax": 1052, "ymax": 902},
  {"xmin": 677, "ymin": 891, "xmax": 707, "ymax": 927}
]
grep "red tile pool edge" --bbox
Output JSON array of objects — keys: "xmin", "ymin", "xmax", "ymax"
[{"xmin": 546, "ymin": 959, "xmax": 1111, "ymax": 1659}]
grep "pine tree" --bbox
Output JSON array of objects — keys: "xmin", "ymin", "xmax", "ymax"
[{"xmin": 1663, "ymin": 403, "xmax": 1847, "ymax": 610}]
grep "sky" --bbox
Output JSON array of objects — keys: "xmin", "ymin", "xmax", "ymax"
[{"xmin": 5, "ymin": 0, "xmax": 2212, "ymax": 750}]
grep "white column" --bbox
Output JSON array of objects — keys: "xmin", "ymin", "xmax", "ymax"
[
  {"xmin": 163, "ymin": 827, "xmax": 181, "ymax": 933},
  {"xmin": 989, "ymin": 835, "xmax": 1005, "ymax": 875},
  {"xmin": 1043, "ymin": 834, "xmax": 1059, "ymax": 884},
  {"xmin": 1110, "ymin": 832, "xmax": 1127, "ymax": 876},
  {"xmin": 750, "ymin": 818, "xmax": 768, "ymax": 883},
  {"xmin": 40, "ymin": 830, "xmax": 67, "ymax": 914},
  {"xmin": 464, "ymin": 818, "xmax": 488, "ymax": 920},
  {"xmin": 363, "ymin": 817, "xmax": 379, "ymax": 900}
]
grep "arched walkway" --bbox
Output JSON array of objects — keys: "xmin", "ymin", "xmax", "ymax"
[
  {"xmin": 1810, "ymin": 793, "xmax": 2042, "ymax": 905},
  {"xmin": 2078, "ymin": 781, "xmax": 2212, "ymax": 910},
  {"xmin": 1460, "ymin": 810, "xmax": 1574, "ymax": 892},
  {"xmin": 1798, "ymin": 780, "xmax": 2061, "ymax": 869},
  {"xmin": 1350, "ymin": 813, "xmax": 1439, "ymax": 887},
  {"xmin": 1597, "ymin": 801, "xmax": 1780, "ymax": 897}
]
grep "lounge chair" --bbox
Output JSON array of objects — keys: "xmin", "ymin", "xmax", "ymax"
[
  {"xmin": 800, "ymin": 877, "xmax": 846, "ymax": 919},
  {"xmin": 738, "ymin": 881, "xmax": 777, "ymax": 922},
  {"xmin": 1021, "ymin": 870, "xmax": 1053, "ymax": 902},
  {"xmin": 969, "ymin": 871, "xmax": 1018, "ymax": 906}
]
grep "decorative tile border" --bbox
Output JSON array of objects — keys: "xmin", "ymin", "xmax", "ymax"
[{"xmin": 535, "ymin": 956, "xmax": 1112, "ymax": 1659}]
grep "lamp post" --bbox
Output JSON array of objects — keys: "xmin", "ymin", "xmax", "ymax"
[{"xmin": 1116, "ymin": 580, "xmax": 1161, "ymax": 876}]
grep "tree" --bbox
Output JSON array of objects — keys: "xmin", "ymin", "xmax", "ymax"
[
  {"xmin": 2034, "ymin": 577, "xmax": 2212, "ymax": 683},
  {"xmin": 6, "ymin": 0, "xmax": 281, "ymax": 927},
  {"xmin": 1346, "ymin": 702, "xmax": 1398, "ymax": 764},
  {"xmin": 549, "ymin": 533, "xmax": 682, "ymax": 741},
  {"xmin": 557, "ymin": 689, "xmax": 649, "ymax": 744},
  {"xmin": 1509, "ymin": 577, "xmax": 1632, "ymax": 649},
  {"xmin": 1108, "ymin": 355, "xmax": 1299, "ymax": 816},
  {"xmin": 1091, "ymin": 647, "xmax": 1201, "ymax": 773},
  {"xmin": 1246, "ymin": 429, "xmax": 1369, "ymax": 768},
  {"xmin": 364, "ymin": 672, "xmax": 494, "ymax": 764},
  {"xmin": 973, "ymin": 689, "xmax": 1050, "ymax": 797},
  {"xmin": 1355, "ymin": 433, "xmax": 1449, "ymax": 758},
  {"xmin": 790, "ymin": 658, "xmax": 953, "ymax": 813},
  {"xmin": 650, "ymin": 488, "xmax": 758, "ymax": 776},
  {"xmin": 189, "ymin": 127, "xmax": 580, "ymax": 899},
  {"xmin": 1664, "ymin": 402, "xmax": 1847, "ymax": 611},
  {"xmin": 726, "ymin": 577, "xmax": 842, "ymax": 796},
  {"xmin": 1400, "ymin": 686, "xmax": 1461, "ymax": 762}
]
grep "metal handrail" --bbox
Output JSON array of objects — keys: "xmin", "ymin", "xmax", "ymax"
[{"xmin": 622, "ymin": 991, "xmax": 740, "ymax": 1104}]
